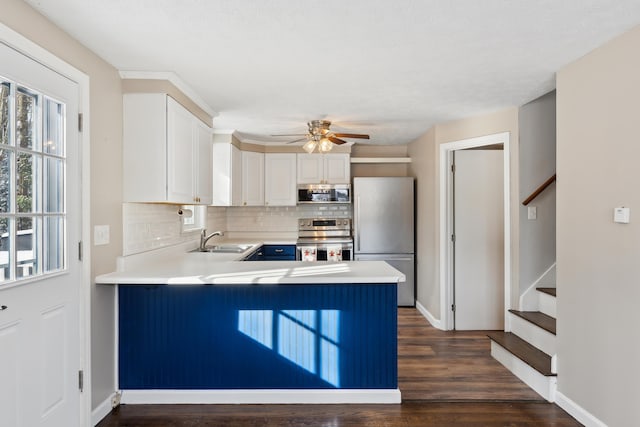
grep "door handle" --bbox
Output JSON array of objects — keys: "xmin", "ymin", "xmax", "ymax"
[
  {"xmin": 274, "ymin": 249, "xmax": 284, "ymax": 253},
  {"xmin": 0, "ymin": 305, "xmax": 7, "ymax": 311}
]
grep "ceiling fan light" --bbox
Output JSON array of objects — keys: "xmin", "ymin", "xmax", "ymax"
[
  {"xmin": 303, "ymin": 139, "xmax": 317, "ymax": 153},
  {"xmin": 319, "ymin": 138, "xmax": 333, "ymax": 152}
]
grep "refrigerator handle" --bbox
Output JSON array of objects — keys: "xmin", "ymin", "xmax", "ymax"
[{"xmin": 355, "ymin": 195, "xmax": 360, "ymax": 251}]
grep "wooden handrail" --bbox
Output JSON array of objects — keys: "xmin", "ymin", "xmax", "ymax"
[{"xmin": 522, "ymin": 174, "xmax": 556, "ymax": 206}]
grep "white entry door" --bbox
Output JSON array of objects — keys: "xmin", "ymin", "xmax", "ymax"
[
  {"xmin": 453, "ymin": 149, "xmax": 504, "ymax": 330},
  {"xmin": 0, "ymin": 42, "xmax": 82, "ymax": 427}
]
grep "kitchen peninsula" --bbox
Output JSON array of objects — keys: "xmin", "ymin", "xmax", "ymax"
[{"xmin": 96, "ymin": 242, "xmax": 405, "ymax": 405}]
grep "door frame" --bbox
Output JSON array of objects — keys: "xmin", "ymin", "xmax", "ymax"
[
  {"xmin": 438, "ymin": 132, "xmax": 510, "ymax": 331},
  {"xmin": 0, "ymin": 23, "xmax": 92, "ymax": 425}
]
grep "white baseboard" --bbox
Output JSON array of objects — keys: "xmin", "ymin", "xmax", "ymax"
[
  {"xmin": 415, "ymin": 300, "xmax": 444, "ymax": 330},
  {"xmin": 92, "ymin": 392, "xmax": 118, "ymax": 426},
  {"xmin": 555, "ymin": 391, "xmax": 607, "ymax": 427},
  {"xmin": 121, "ymin": 389, "xmax": 402, "ymax": 404}
]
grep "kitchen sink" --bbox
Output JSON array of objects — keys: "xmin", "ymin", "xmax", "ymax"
[{"xmin": 191, "ymin": 244, "xmax": 253, "ymax": 253}]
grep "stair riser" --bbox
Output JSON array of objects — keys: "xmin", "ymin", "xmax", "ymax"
[
  {"xmin": 538, "ymin": 292, "xmax": 556, "ymax": 317},
  {"xmin": 509, "ymin": 313, "xmax": 557, "ymax": 357},
  {"xmin": 490, "ymin": 341, "xmax": 557, "ymax": 402}
]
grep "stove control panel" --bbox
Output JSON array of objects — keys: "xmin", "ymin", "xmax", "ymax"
[{"xmin": 298, "ymin": 218, "xmax": 352, "ymax": 237}]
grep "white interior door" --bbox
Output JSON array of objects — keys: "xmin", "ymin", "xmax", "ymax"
[
  {"xmin": 454, "ymin": 149, "xmax": 504, "ymax": 330},
  {"xmin": 0, "ymin": 42, "xmax": 82, "ymax": 427}
]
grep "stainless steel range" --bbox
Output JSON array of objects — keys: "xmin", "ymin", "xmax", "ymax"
[{"xmin": 296, "ymin": 218, "xmax": 353, "ymax": 261}]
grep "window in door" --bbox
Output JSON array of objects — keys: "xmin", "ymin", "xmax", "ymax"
[{"xmin": 0, "ymin": 78, "xmax": 66, "ymax": 284}]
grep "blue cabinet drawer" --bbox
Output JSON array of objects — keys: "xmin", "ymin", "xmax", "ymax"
[{"xmin": 262, "ymin": 244, "xmax": 296, "ymax": 260}]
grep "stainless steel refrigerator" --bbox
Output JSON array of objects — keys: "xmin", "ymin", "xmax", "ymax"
[{"xmin": 353, "ymin": 177, "xmax": 415, "ymax": 306}]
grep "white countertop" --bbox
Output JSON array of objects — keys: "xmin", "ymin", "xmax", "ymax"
[{"xmin": 95, "ymin": 241, "xmax": 405, "ymax": 285}]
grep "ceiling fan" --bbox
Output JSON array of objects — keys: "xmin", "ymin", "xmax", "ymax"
[{"xmin": 273, "ymin": 120, "xmax": 370, "ymax": 153}]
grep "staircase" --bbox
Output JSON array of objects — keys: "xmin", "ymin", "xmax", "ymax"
[{"xmin": 488, "ymin": 287, "xmax": 557, "ymax": 401}]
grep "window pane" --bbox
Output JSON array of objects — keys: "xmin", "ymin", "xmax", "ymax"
[
  {"xmin": 44, "ymin": 157, "xmax": 64, "ymax": 213},
  {"xmin": 16, "ymin": 216, "xmax": 37, "ymax": 279},
  {"xmin": 16, "ymin": 152, "xmax": 40, "ymax": 213},
  {"xmin": 16, "ymin": 89, "xmax": 38, "ymax": 150},
  {"xmin": 0, "ymin": 149, "xmax": 12, "ymax": 213},
  {"xmin": 0, "ymin": 82, "xmax": 9, "ymax": 146},
  {"xmin": 0, "ymin": 217, "xmax": 10, "ymax": 282},
  {"xmin": 43, "ymin": 98, "xmax": 64, "ymax": 156},
  {"xmin": 44, "ymin": 216, "xmax": 63, "ymax": 272}
]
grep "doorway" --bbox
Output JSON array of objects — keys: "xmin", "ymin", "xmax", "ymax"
[
  {"xmin": 0, "ymin": 26, "xmax": 90, "ymax": 427},
  {"xmin": 439, "ymin": 132, "xmax": 511, "ymax": 331},
  {"xmin": 453, "ymin": 149, "xmax": 504, "ymax": 330}
]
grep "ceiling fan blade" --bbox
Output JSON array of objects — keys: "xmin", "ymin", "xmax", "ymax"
[
  {"xmin": 333, "ymin": 133, "xmax": 370, "ymax": 139},
  {"xmin": 285, "ymin": 137, "xmax": 307, "ymax": 144},
  {"xmin": 271, "ymin": 133, "xmax": 306, "ymax": 137},
  {"xmin": 328, "ymin": 136, "xmax": 347, "ymax": 145}
]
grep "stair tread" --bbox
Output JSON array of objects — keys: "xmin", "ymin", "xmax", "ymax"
[
  {"xmin": 537, "ymin": 287, "xmax": 556, "ymax": 297},
  {"xmin": 487, "ymin": 332, "xmax": 555, "ymax": 376},
  {"xmin": 509, "ymin": 309, "xmax": 556, "ymax": 335}
]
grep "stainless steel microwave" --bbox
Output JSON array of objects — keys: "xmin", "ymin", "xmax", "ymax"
[{"xmin": 297, "ymin": 184, "xmax": 351, "ymax": 204}]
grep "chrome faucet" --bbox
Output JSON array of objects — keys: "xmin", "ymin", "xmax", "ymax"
[{"xmin": 200, "ymin": 229, "xmax": 224, "ymax": 251}]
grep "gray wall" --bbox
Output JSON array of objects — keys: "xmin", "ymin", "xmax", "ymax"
[
  {"xmin": 518, "ymin": 91, "xmax": 556, "ymax": 294},
  {"xmin": 557, "ymin": 26, "xmax": 640, "ymax": 425}
]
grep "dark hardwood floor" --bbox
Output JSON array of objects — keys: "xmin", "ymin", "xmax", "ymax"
[{"xmin": 97, "ymin": 308, "xmax": 581, "ymax": 426}]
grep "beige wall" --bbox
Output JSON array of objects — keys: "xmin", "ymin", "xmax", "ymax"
[
  {"xmin": 3, "ymin": 0, "xmax": 123, "ymax": 409},
  {"xmin": 407, "ymin": 128, "xmax": 437, "ymax": 314},
  {"xmin": 556, "ymin": 26, "xmax": 640, "ymax": 426},
  {"xmin": 408, "ymin": 108, "xmax": 519, "ymax": 321}
]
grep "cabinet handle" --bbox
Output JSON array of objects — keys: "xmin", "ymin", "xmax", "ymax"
[
  {"xmin": 0, "ymin": 305, "xmax": 7, "ymax": 311},
  {"xmin": 274, "ymin": 249, "xmax": 284, "ymax": 253}
]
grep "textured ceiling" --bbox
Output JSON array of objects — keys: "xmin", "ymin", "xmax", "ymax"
[{"xmin": 23, "ymin": 0, "xmax": 640, "ymax": 145}]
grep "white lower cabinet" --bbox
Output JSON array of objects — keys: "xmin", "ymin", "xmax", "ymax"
[
  {"xmin": 265, "ymin": 153, "xmax": 297, "ymax": 206},
  {"xmin": 124, "ymin": 93, "xmax": 212, "ymax": 204},
  {"xmin": 241, "ymin": 151, "xmax": 264, "ymax": 206}
]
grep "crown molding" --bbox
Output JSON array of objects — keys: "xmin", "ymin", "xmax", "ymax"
[{"xmin": 119, "ymin": 70, "xmax": 217, "ymax": 118}]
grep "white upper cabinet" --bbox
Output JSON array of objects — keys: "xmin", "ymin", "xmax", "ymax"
[
  {"xmin": 297, "ymin": 153, "xmax": 350, "ymax": 184},
  {"xmin": 123, "ymin": 93, "xmax": 212, "ymax": 204},
  {"xmin": 194, "ymin": 121, "xmax": 213, "ymax": 205},
  {"xmin": 265, "ymin": 153, "xmax": 296, "ymax": 206},
  {"xmin": 211, "ymin": 143, "xmax": 242, "ymax": 206},
  {"xmin": 241, "ymin": 151, "xmax": 264, "ymax": 206}
]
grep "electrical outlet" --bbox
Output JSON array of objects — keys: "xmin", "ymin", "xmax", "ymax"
[
  {"xmin": 111, "ymin": 392, "xmax": 121, "ymax": 408},
  {"xmin": 527, "ymin": 206, "xmax": 537, "ymax": 220}
]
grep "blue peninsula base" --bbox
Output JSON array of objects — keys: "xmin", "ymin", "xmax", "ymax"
[{"xmin": 118, "ymin": 283, "xmax": 399, "ymax": 404}]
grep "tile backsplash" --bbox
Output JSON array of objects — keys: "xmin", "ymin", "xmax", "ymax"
[
  {"xmin": 123, "ymin": 203, "xmax": 352, "ymax": 255},
  {"xmin": 123, "ymin": 203, "xmax": 227, "ymax": 256},
  {"xmin": 225, "ymin": 204, "xmax": 352, "ymax": 239}
]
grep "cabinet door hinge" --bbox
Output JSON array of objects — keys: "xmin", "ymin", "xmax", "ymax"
[
  {"xmin": 451, "ymin": 164, "xmax": 455, "ymax": 173},
  {"xmin": 451, "ymin": 234, "xmax": 456, "ymax": 243},
  {"xmin": 451, "ymin": 304, "xmax": 456, "ymax": 312},
  {"xmin": 78, "ymin": 370, "xmax": 84, "ymax": 392},
  {"xmin": 78, "ymin": 241, "xmax": 83, "ymax": 261},
  {"xmin": 78, "ymin": 113, "xmax": 83, "ymax": 132}
]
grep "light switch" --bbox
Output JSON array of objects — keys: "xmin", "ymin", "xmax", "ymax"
[
  {"xmin": 613, "ymin": 207, "xmax": 630, "ymax": 224},
  {"xmin": 94, "ymin": 225, "xmax": 110, "ymax": 245},
  {"xmin": 527, "ymin": 206, "xmax": 537, "ymax": 220}
]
